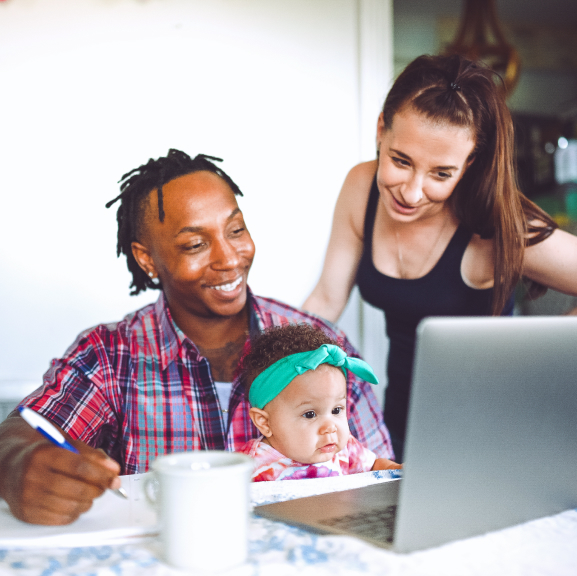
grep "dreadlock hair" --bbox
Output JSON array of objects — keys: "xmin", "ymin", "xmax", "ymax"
[{"xmin": 105, "ymin": 149, "xmax": 243, "ymax": 295}]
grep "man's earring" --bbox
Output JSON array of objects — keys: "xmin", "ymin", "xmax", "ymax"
[{"xmin": 147, "ymin": 271, "xmax": 160, "ymax": 286}]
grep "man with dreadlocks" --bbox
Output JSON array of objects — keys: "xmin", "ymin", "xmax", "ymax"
[{"xmin": 0, "ymin": 149, "xmax": 393, "ymax": 525}]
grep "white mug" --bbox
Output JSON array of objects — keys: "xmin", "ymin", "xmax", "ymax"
[{"xmin": 146, "ymin": 451, "xmax": 253, "ymax": 572}]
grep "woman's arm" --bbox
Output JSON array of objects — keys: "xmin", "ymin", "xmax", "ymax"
[
  {"xmin": 303, "ymin": 161, "xmax": 377, "ymax": 323},
  {"xmin": 523, "ymin": 228, "xmax": 577, "ymax": 296}
]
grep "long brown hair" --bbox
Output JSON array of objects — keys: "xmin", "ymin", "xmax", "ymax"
[{"xmin": 382, "ymin": 54, "xmax": 556, "ymax": 315}]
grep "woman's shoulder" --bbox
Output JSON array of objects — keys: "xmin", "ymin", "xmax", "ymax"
[
  {"xmin": 335, "ymin": 160, "xmax": 378, "ymax": 235},
  {"xmin": 341, "ymin": 160, "xmax": 378, "ymax": 197}
]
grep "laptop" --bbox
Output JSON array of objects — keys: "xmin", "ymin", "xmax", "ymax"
[{"xmin": 254, "ymin": 316, "xmax": 577, "ymax": 552}]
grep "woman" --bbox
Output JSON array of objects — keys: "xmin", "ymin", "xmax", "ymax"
[{"xmin": 303, "ymin": 55, "xmax": 577, "ymax": 460}]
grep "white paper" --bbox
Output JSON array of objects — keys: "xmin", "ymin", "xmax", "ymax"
[{"xmin": 0, "ymin": 473, "xmax": 158, "ymax": 549}]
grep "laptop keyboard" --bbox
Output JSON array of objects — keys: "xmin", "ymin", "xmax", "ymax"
[{"xmin": 319, "ymin": 505, "xmax": 397, "ymax": 544}]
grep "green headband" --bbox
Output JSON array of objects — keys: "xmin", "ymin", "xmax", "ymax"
[{"xmin": 248, "ymin": 344, "xmax": 379, "ymax": 410}]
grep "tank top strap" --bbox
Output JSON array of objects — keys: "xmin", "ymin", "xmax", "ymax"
[
  {"xmin": 433, "ymin": 222, "xmax": 473, "ymax": 280},
  {"xmin": 362, "ymin": 174, "xmax": 380, "ymax": 250}
]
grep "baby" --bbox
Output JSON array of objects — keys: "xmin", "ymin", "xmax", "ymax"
[{"xmin": 238, "ymin": 324, "xmax": 401, "ymax": 482}]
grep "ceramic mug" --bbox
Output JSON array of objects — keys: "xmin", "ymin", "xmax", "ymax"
[{"xmin": 146, "ymin": 451, "xmax": 253, "ymax": 572}]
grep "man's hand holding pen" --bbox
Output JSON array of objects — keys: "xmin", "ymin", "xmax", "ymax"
[{"xmin": 0, "ymin": 411, "xmax": 122, "ymax": 525}]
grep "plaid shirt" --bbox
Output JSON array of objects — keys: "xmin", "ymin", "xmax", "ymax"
[{"xmin": 21, "ymin": 290, "xmax": 393, "ymax": 473}]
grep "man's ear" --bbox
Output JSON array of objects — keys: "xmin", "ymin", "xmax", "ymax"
[
  {"xmin": 131, "ymin": 241, "xmax": 157, "ymax": 279},
  {"xmin": 249, "ymin": 407, "xmax": 272, "ymax": 438}
]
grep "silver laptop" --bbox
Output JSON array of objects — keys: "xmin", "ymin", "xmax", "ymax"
[{"xmin": 254, "ymin": 316, "xmax": 577, "ymax": 552}]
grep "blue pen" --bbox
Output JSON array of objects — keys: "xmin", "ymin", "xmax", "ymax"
[{"xmin": 18, "ymin": 406, "xmax": 128, "ymax": 499}]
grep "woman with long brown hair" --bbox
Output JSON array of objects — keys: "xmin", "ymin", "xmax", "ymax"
[{"xmin": 303, "ymin": 54, "xmax": 577, "ymax": 460}]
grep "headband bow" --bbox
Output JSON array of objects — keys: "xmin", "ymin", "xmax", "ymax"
[{"xmin": 248, "ymin": 344, "xmax": 378, "ymax": 410}]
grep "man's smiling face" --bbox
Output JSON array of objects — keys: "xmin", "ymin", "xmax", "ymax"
[{"xmin": 135, "ymin": 170, "xmax": 255, "ymax": 321}]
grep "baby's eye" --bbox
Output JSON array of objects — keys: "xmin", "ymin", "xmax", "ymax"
[
  {"xmin": 332, "ymin": 406, "xmax": 344, "ymax": 415},
  {"xmin": 302, "ymin": 410, "xmax": 316, "ymax": 419}
]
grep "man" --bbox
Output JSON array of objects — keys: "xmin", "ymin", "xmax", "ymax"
[{"xmin": 0, "ymin": 150, "xmax": 393, "ymax": 525}]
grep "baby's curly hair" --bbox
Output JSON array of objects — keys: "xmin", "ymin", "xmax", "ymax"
[{"xmin": 241, "ymin": 324, "xmax": 341, "ymax": 400}]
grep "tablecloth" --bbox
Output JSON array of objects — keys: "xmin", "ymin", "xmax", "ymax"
[{"xmin": 1, "ymin": 470, "xmax": 576, "ymax": 576}]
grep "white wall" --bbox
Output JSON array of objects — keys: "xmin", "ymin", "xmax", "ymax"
[{"xmin": 0, "ymin": 0, "xmax": 393, "ymax": 402}]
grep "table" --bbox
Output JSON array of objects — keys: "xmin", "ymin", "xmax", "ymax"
[{"xmin": 1, "ymin": 471, "xmax": 577, "ymax": 576}]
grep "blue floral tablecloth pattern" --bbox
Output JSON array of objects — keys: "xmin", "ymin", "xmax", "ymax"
[{"xmin": 2, "ymin": 471, "xmax": 577, "ymax": 576}]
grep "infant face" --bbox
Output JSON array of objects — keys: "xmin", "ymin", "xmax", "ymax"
[{"xmin": 264, "ymin": 364, "xmax": 350, "ymax": 464}]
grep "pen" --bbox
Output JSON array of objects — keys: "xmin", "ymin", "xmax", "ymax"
[{"xmin": 18, "ymin": 406, "xmax": 128, "ymax": 500}]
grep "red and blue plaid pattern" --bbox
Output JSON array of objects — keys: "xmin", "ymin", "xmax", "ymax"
[{"xmin": 20, "ymin": 290, "xmax": 393, "ymax": 473}]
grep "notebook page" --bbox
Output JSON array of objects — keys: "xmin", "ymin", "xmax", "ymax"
[{"xmin": 0, "ymin": 473, "xmax": 158, "ymax": 548}]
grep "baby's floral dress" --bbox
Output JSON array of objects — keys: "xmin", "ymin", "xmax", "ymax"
[{"xmin": 238, "ymin": 435, "xmax": 376, "ymax": 482}]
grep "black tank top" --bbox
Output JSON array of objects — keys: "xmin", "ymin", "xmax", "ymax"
[{"xmin": 356, "ymin": 176, "xmax": 512, "ymax": 448}]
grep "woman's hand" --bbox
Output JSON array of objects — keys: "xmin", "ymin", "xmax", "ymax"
[{"xmin": 372, "ymin": 458, "xmax": 403, "ymax": 471}]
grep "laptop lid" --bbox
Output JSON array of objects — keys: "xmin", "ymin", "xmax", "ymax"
[{"xmin": 394, "ymin": 315, "xmax": 577, "ymax": 552}]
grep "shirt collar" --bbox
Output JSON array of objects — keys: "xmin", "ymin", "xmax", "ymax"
[
  {"xmin": 154, "ymin": 288, "xmax": 262, "ymax": 372},
  {"xmin": 154, "ymin": 293, "xmax": 189, "ymax": 371},
  {"xmin": 247, "ymin": 286, "xmax": 265, "ymax": 336}
]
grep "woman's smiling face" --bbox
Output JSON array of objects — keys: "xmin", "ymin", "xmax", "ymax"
[
  {"xmin": 376, "ymin": 106, "xmax": 476, "ymax": 222},
  {"xmin": 133, "ymin": 170, "xmax": 255, "ymax": 321}
]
